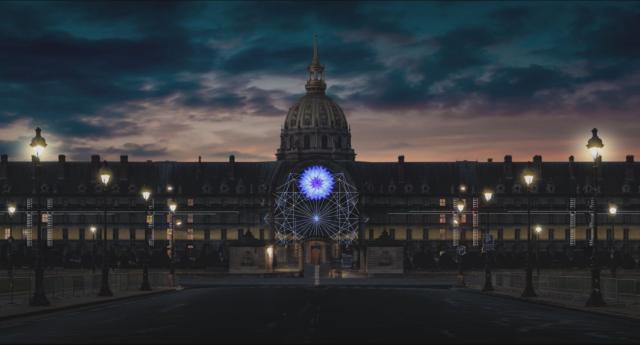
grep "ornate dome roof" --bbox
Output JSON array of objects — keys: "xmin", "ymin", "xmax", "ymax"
[
  {"xmin": 284, "ymin": 93, "xmax": 348, "ymax": 130},
  {"xmin": 276, "ymin": 35, "xmax": 355, "ymax": 162}
]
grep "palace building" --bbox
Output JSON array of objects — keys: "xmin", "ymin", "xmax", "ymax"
[{"xmin": 1, "ymin": 41, "xmax": 639, "ymax": 273}]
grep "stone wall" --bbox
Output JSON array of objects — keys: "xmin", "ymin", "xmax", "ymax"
[
  {"xmin": 366, "ymin": 246, "xmax": 404, "ymax": 274},
  {"xmin": 229, "ymin": 246, "xmax": 268, "ymax": 274}
]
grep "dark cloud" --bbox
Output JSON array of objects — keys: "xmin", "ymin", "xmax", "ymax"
[{"xmin": 0, "ymin": 1, "xmax": 638, "ymax": 160}]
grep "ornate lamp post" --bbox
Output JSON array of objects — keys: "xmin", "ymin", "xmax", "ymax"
[
  {"xmin": 90, "ymin": 226, "xmax": 97, "ymax": 273},
  {"xmin": 7, "ymin": 203, "xmax": 16, "ymax": 302},
  {"xmin": 522, "ymin": 165, "xmax": 537, "ymax": 298},
  {"xmin": 608, "ymin": 204, "xmax": 617, "ymax": 278},
  {"xmin": 168, "ymin": 199, "xmax": 177, "ymax": 277},
  {"xmin": 586, "ymin": 128, "xmax": 606, "ymax": 307},
  {"xmin": 98, "ymin": 161, "xmax": 113, "ymax": 297},
  {"xmin": 482, "ymin": 190, "xmax": 494, "ymax": 292},
  {"xmin": 29, "ymin": 127, "xmax": 50, "ymax": 306},
  {"xmin": 535, "ymin": 225, "xmax": 542, "ymax": 276},
  {"xmin": 140, "ymin": 187, "xmax": 153, "ymax": 291},
  {"xmin": 456, "ymin": 198, "xmax": 466, "ymax": 287}
]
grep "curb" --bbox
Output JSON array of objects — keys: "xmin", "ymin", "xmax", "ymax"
[
  {"xmin": 0, "ymin": 288, "xmax": 180, "ymax": 322},
  {"xmin": 461, "ymin": 288, "xmax": 640, "ymax": 322}
]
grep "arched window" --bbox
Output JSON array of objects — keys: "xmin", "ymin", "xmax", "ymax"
[
  {"xmin": 304, "ymin": 135, "xmax": 310, "ymax": 149},
  {"xmin": 322, "ymin": 135, "xmax": 328, "ymax": 149}
]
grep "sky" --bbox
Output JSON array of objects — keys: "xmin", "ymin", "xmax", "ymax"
[{"xmin": 0, "ymin": 1, "xmax": 639, "ymax": 163}]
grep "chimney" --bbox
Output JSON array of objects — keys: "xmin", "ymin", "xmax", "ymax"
[
  {"xmin": 398, "ymin": 155, "xmax": 405, "ymax": 183},
  {"xmin": 120, "ymin": 155, "xmax": 129, "ymax": 181},
  {"xmin": 228, "ymin": 155, "xmax": 236, "ymax": 180},
  {"xmin": 533, "ymin": 155, "xmax": 542, "ymax": 175},
  {"xmin": 626, "ymin": 155, "xmax": 635, "ymax": 182},
  {"xmin": 503, "ymin": 155, "xmax": 513, "ymax": 180},
  {"xmin": 568, "ymin": 155, "xmax": 575, "ymax": 180},
  {"xmin": 57, "ymin": 155, "xmax": 66, "ymax": 180},
  {"xmin": 0, "ymin": 154, "xmax": 7, "ymax": 180}
]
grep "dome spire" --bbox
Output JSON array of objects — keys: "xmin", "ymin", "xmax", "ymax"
[
  {"xmin": 312, "ymin": 34, "xmax": 319, "ymax": 65},
  {"xmin": 306, "ymin": 34, "xmax": 326, "ymax": 94}
]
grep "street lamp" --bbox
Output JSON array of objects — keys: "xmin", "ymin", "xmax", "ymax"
[
  {"xmin": 608, "ymin": 204, "xmax": 618, "ymax": 278},
  {"xmin": 455, "ymin": 199, "xmax": 465, "ymax": 287},
  {"xmin": 522, "ymin": 164, "xmax": 537, "ymax": 298},
  {"xmin": 140, "ymin": 187, "xmax": 153, "ymax": 291},
  {"xmin": 168, "ymin": 199, "xmax": 177, "ymax": 278},
  {"xmin": 535, "ymin": 225, "xmax": 542, "ymax": 275},
  {"xmin": 98, "ymin": 161, "xmax": 113, "ymax": 297},
  {"xmin": 482, "ymin": 189, "xmax": 494, "ymax": 292},
  {"xmin": 7, "ymin": 203, "xmax": 16, "ymax": 299},
  {"xmin": 29, "ymin": 127, "xmax": 50, "ymax": 306},
  {"xmin": 586, "ymin": 128, "xmax": 606, "ymax": 307}
]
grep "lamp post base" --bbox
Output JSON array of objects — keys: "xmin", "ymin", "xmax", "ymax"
[
  {"xmin": 98, "ymin": 267, "xmax": 113, "ymax": 297},
  {"xmin": 482, "ymin": 270, "xmax": 494, "ymax": 292},
  {"xmin": 521, "ymin": 267, "xmax": 537, "ymax": 298},
  {"xmin": 140, "ymin": 265, "xmax": 152, "ymax": 291},
  {"xmin": 586, "ymin": 268, "xmax": 606, "ymax": 307},
  {"xmin": 29, "ymin": 292, "xmax": 50, "ymax": 307}
]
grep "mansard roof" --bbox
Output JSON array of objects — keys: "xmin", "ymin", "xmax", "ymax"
[{"xmin": 0, "ymin": 155, "xmax": 637, "ymax": 197}]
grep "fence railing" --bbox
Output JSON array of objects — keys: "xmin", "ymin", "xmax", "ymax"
[
  {"xmin": 486, "ymin": 271, "xmax": 640, "ymax": 305},
  {"xmin": 0, "ymin": 271, "xmax": 173, "ymax": 306}
]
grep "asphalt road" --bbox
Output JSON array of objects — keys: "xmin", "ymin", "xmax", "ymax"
[{"xmin": 0, "ymin": 286, "xmax": 637, "ymax": 344}]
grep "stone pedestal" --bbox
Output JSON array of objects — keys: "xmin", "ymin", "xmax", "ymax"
[
  {"xmin": 365, "ymin": 245, "xmax": 404, "ymax": 274},
  {"xmin": 229, "ymin": 244, "xmax": 270, "ymax": 274}
]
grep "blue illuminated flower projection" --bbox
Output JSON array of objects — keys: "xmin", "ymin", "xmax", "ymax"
[{"xmin": 299, "ymin": 165, "xmax": 334, "ymax": 200}]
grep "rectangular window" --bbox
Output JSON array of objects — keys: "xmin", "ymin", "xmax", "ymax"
[
  {"xmin": 515, "ymin": 228, "xmax": 521, "ymax": 241},
  {"xmin": 439, "ymin": 228, "xmax": 446, "ymax": 240},
  {"xmin": 498, "ymin": 228, "xmax": 503, "ymax": 241},
  {"xmin": 623, "ymin": 228, "xmax": 630, "ymax": 241},
  {"xmin": 188, "ymin": 198, "xmax": 195, "ymax": 207},
  {"xmin": 188, "ymin": 213, "xmax": 194, "ymax": 224},
  {"xmin": 439, "ymin": 198, "xmax": 446, "ymax": 207},
  {"xmin": 460, "ymin": 214, "xmax": 467, "ymax": 224},
  {"xmin": 187, "ymin": 228, "xmax": 194, "ymax": 241},
  {"xmin": 439, "ymin": 214, "xmax": 446, "ymax": 224},
  {"xmin": 4, "ymin": 228, "xmax": 10, "ymax": 240},
  {"xmin": 146, "ymin": 214, "xmax": 153, "ymax": 224},
  {"xmin": 548, "ymin": 228, "xmax": 555, "ymax": 241}
]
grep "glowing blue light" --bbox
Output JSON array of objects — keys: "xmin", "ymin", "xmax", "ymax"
[
  {"xmin": 313, "ymin": 214, "xmax": 320, "ymax": 223},
  {"xmin": 299, "ymin": 165, "xmax": 334, "ymax": 200}
]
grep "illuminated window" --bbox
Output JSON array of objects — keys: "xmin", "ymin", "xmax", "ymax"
[
  {"xmin": 439, "ymin": 228, "xmax": 446, "ymax": 240},
  {"xmin": 188, "ymin": 198, "xmax": 194, "ymax": 207},
  {"xmin": 146, "ymin": 215, "xmax": 153, "ymax": 224},
  {"xmin": 461, "ymin": 214, "xmax": 467, "ymax": 224},
  {"xmin": 187, "ymin": 213, "xmax": 194, "ymax": 224},
  {"xmin": 187, "ymin": 228, "xmax": 194, "ymax": 241},
  {"xmin": 4, "ymin": 228, "xmax": 10, "ymax": 240},
  {"xmin": 439, "ymin": 214, "xmax": 446, "ymax": 224},
  {"xmin": 439, "ymin": 198, "xmax": 446, "ymax": 207}
]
